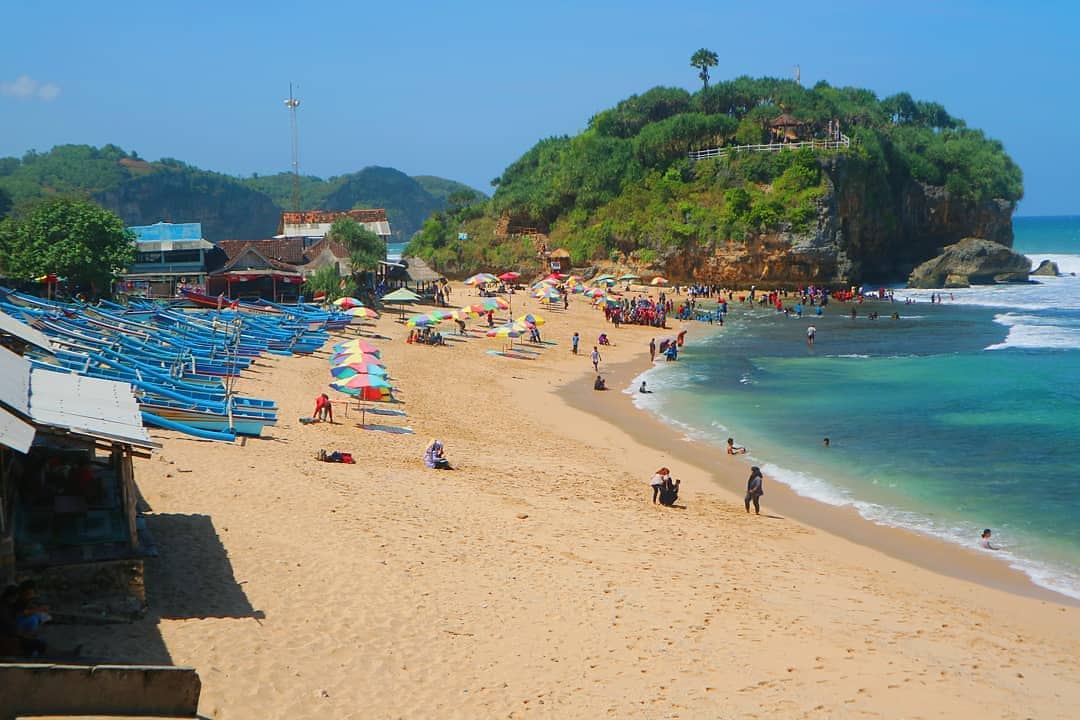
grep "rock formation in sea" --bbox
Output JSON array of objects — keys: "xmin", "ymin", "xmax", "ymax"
[
  {"xmin": 906, "ymin": 237, "xmax": 1031, "ymax": 288},
  {"xmin": 1031, "ymin": 259, "xmax": 1061, "ymax": 277}
]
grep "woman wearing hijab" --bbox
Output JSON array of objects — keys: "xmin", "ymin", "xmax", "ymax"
[
  {"xmin": 424, "ymin": 440, "xmax": 451, "ymax": 470},
  {"xmin": 745, "ymin": 466, "xmax": 764, "ymax": 515}
]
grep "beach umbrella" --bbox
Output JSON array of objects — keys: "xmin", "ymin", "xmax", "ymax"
[
  {"xmin": 594, "ymin": 295, "xmax": 620, "ymax": 308},
  {"xmin": 333, "ymin": 297, "xmax": 364, "ymax": 309},
  {"xmin": 330, "ymin": 363, "xmax": 388, "ymax": 379},
  {"xmin": 333, "ymin": 339, "xmax": 380, "ymax": 355},
  {"xmin": 593, "ymin": 274, "xmax": 615, "ymax": 283},
  {"xmin": 329, "ymin": 379, "xmax": 395, "ymax": 423},
  {"xmin": 565, "ymin": 275, "xmax": 585, "ymax": 285},
  {"xmin": 464, "ymin": 272, "xmax": 498, "ymax": 286},
  {"xmin": 345, "ymin": 306, "xmax": 379, "ymax": 321},
  {"xmin": 650, "ymin": 276, "xmax": 670, "ymax": 286},
  {"xmin": 516, "ymin": 313, "xmax": 545, "ymax": 326},
  {"xmin": 583, "ymin": 287, "xmax": 606, "ymax": 298},
  {"xmin": 381, "ymin": 288, "xmax": 421, "ymax": 302},
  {"xmin": 547, "ymin": 272, "xmax": 567, "ymax": 281},
  {"xmin": 487, "ymin": 323, "xmax": 525, "ymax": 338},
  {"xmin": 429, "ymin": 309, "xmax": 456, "ymax": 321},
  {"xmin": 618, "ymin": 273, "xmax": 640, "ymax": 281},
  {"xmin": 533, "ymin": 287, "xmax": 561, "ymax": 303},
  {"xmin": 405, "ymin": 313, "xmax": 439, "ymax": 328},
  {"xmin": 480, "ymin": 297, "xmax": 510, "ymax": 311},
  {"xmin": 498, "ymin": 271, "xmax": 520, "ymax": 281},
  {"xmin": 331, "ymin": 352, "xmax": 383, "ymax": 367},
  {"xmin": 567, "ymin": 284, "xmax": 586, "ymax": 294}
]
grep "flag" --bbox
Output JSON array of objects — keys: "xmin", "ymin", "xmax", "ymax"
[
  {"xmin": 338, "ymin": 278, "xmax": 347, "ymax": 290},
  {"xmin": 313, "ymin": 290, "xmax": 327, "ymax": 302}
]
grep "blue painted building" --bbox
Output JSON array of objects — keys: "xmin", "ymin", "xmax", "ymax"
[{"xmin": 118, "ymin": 222, "xmax": 224, "ymax": 298}]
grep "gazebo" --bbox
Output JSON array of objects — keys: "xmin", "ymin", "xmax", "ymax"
[
  {"xmin": 769, "ymin": 113, "xmax": 809, "ymax": 143},
  {"xmin": 548, "ymin": 248, "xmax": 572, "ymax": 273}
]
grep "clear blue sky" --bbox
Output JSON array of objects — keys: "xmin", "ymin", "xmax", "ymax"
[{"xmin": 2, "ymin": 0, "xmax": 1077, "ymax": 215}]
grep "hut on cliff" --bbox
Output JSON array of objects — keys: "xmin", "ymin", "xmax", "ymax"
[
  {"xmin": 548, "ymin": 248, "xmax": 572, "ymax": 273},
  {"xmin": 769, "ymin": 113, "xmax": 809, "ymax": 143}
]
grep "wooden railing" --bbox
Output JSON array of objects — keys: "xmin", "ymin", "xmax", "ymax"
[{"xmin": 689, "ymin": 134, "xmax": 850, "ymax": 161}]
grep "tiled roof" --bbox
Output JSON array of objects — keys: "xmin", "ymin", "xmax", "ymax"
[
  {"xmin": 218, "ymin": 238, "xmax": 307, "ymax": 265},
  {"xmin": 303, "ymin": 237, "xmax": 350, "ymax": 261},
  {"xmin": 280, "ymin": 209, "xmax": 388, "ymax": 225}
]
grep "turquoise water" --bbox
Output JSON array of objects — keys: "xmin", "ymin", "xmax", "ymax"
[{"xmin": 631, "ymin": 216, "xmax": 1080, "ymax": 599}]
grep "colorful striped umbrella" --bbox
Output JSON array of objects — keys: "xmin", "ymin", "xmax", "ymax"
[
  {"xmin": 650, "ymin": 276, "xmax": 670, "ymax": 286},
  {"xmin": 480, "ymin": 297, "xmax": 510, "ymax": 311},
  {"xmin": 516, "ymin": 313, "xmax": 545, "ymax": 326},
  {"xmin": 345, "ymin": 306, "xmax": 379, "ymax": 320},
  {"xmin": 330, "ymin": 363, "xmax": 389, "ymax": 379},
  {"xmin": 333, "ymin": 339, "xmax": 380, "ymax": 355},
  {"xmin": 405, "ymin": 313, "xmax": 439, "ymax": 328},
  {"xmin": 333, "ymin": 297, "xmax": 365, "ymax": 309},
  {"xmin": 498, "ymin": 271, "xmax": 520, "ymax": 281},
  {"xmin": 329, "ymin": 380, "xmax": 394, "ymax": 402},
  {"xmin": 593, "ymin": 274, "xmax": 616, "ymax": 283},
  {"xmin": 487, "ymin": 323, "xmax": 525, "ymax": 338},
  {"xmin": 464, "ymin": 272, "xmax": 498, "ymax": 286},
  {"xmin": 618, "ymin": 274, "xmax": 640, "ymax": 281},
  {"xmin": 583, "ymin": 288, "xmax": 606, "ymax": 298}
]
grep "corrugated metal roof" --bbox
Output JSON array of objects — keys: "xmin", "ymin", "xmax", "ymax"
[
  {"xmin": 0, "ymin": 309, "xmax": 54, "ymax": 353},
  {"xmin": 0, "ymin": 345, "xmax": 31, "ymax": 416},
  {"xmin": 128, "ymin": 221, "xmax": 204, "ymax": 242},
  {"xmin": 0, "ymin": 405, "xmax": 35, "ymax": 453},
  {"xmin": 28, "ymin": 369, "xmax": 154, "ymax": 449}
]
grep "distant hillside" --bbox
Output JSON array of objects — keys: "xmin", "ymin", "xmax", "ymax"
[
  {"xmin": 412, "ymin": 175, "xmax": 485, "ymax": 203},
  {"xmin": 0, "ymin": 144, "xmax": 481, "ymax": 241}
]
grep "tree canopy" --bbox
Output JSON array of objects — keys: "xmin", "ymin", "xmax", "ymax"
[
  {"xmin": 690, "ymin": 49, "xmax": 719, "ymax": 89},
  {"xmin": 328, "ymin": 217, "xmax": 385, "ymax": 272},
  {"xmin": 0, "ymin": 197, "xmax": 135, "ymax": 294}
]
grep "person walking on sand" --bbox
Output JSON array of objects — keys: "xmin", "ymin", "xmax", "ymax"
[
  {"xmin": 591, "ymin": 346, "xmax": 602, "ymax": 372},
  {"xmin": 649, "ymin": 338, "xmax": 657, "ymax": 362},
  {"xmin": 807, "ymin": 324, "xmax": 816, "ymax": 346},
  {"xmin": 572, "ymin": 332, "xmax": 580, "ymax": 355},
  {"xmin": 745, "ymin": 466, "xmax": 764, "ymax": 515}
]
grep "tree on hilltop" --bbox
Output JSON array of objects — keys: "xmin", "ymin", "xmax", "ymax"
[{"xmin": 690, "ymin": 48, "xmax": 719, "ymax": 90}]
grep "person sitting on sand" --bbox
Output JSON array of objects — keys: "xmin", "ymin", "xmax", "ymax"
[
  {"xmin": 593, "ymin": 375, "xmax": 607, "ymax": 391},
  {"xmin": 979, "ymin": 529, "xmax": 998, "ymax": 550},
  {"xmin": 424, "ymin": 440, "xmax": 452, "ymax": 470},
  {"xmin": 658, "ymin": 475, "xmax": 681, "ymax": 507},
  {"xmin": 745, "ymin": 466, "xmax": 764, "ymax": 515},
  {"xmin": 598, "ymin": 333, "xmax": 611, "ymax": 347},
  {"xmin": 313, "ymin": 393, "xmax": 333, "ymax": 423},
  {"xmin": 727, "ymin": 437, "xmax": 747, "ymax": 455}
]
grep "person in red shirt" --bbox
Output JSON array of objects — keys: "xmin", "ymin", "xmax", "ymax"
[{"xmin": 313, "ymin": 393, "xmax": 334, "ymax": 423}]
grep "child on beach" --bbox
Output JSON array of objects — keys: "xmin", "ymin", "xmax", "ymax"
[
  {"xmin": 649, "ymin": 467, "xmax": 668, "ymax": 504},
  {"xmin": 572, "ymin": 332, "xmax": 579, "ymax": 355},
  {"xmin": 727, "ymin": 438, "xmax": 747, "ymax": 455},
  {"xmin": 313, "ymin": 393, "xmax": 333, "ymax": 423},
  {"xmin": 424, "ymin": 440, "xmax": 452, "ymax": 470},
  {"xmin": 591, "ymin": 347, "xmax": 602, "ymax": 372},
  {"xmin": 980, "ymin": 529, "xmax": 998, "ymax": 550}
]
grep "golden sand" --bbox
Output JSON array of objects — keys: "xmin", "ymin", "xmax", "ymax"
[{"xmin": 62, "ymin": 285, "xmax": 1079, "ymax": 718}]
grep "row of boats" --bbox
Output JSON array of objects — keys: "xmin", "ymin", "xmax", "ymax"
[{"xmin": 1, "ymin": 287, "xmax": 358, "ymax": 442}]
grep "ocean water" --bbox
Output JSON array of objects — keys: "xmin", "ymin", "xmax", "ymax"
[{"xmin": 628, "ymin": 216, "xmax": 1080, "ymax": 599}]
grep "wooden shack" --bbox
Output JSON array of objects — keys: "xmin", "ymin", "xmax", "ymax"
[{"xmin": 548, "ymin": 248, "xmax": 572, "ymax": 273}]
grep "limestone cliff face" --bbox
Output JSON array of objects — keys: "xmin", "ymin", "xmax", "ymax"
[{"xmin": 661, "ymin": 157, "xmax": 1015, "ymax": 288}]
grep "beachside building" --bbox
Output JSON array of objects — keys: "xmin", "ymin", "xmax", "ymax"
[
  {"xmin": 207, "ymin": 237, "xmax": 352, "ymax": 302},
  {"xmin": 548, "ymin": 247, "xmax": 572, "ymax": 273},
  {"xmin": 118, "ymin": 221, "xmax": 225, "ymax": 299},
  {"xmin": 0, "ymin": 344, "xmax": 156, "ymax": 583},
  {"xmin": 382, "ymin": 256, "xmax": 446, "ymax": 299},
  {"xmin": 279, "ymin": 209, "xmax": 392, "ymax": 246}
]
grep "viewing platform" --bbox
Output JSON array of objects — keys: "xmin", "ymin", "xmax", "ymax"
[{"xmin": 689, "ymin": 134, "xmax": 851, "ymax": 162}]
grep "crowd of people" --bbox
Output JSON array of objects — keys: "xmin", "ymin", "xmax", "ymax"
[{"xmin": 603, "ymin": 294, "xmax": 670, "ymax": 328}]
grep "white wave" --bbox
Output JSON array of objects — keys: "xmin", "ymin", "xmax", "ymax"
[
  {"xmin": 986, "ymin": 312, "xmax": 1080, "ymax": 350},
  {"xmin": 757, "ymin": 459, "xmax": 1080, "ymax": 599},
  {"xmin": 1027, "ymin": 252, "xmax": 1080, "ymax": 276}
]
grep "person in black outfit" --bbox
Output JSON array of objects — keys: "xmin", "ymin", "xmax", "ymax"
[
  {"xmin": 658, "ymin": 475, "xmax": 681, "ymax": 506},
  {"xmin": 745, "ymin": 466, "xmax": 764, "ymax": 514}
]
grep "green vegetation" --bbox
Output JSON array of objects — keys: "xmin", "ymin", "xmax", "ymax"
[
  {"xmin": 406, "ymin": 74, "xmax": 1023, "ymax": 276},
  {"xmin": 0, "ymin": 144, "xmax": 482, "ymax": 242},
  {"xmin": 327, "ymin": 217, "xmax": 385, "ymax": 272},
  {"xmin": 303, "ymin": 264, "xmax": 356, "ymax": 300},
  {"xmin": 0, "ymin": 197, "xmax": 134, "ymax": 294},
  {"xmin": 690, "ymin": 48, "xmax": 719, "ymax": 90}
]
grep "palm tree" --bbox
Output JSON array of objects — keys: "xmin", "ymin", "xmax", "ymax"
[{"xmin": 690, "ymin": 48, "xmax": 719, "ymax": 90}]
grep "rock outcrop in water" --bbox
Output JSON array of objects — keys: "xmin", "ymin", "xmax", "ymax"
[
  {"xmin": 1032, "ymin": 259, "xmax": 1061, "ymax": 277},
  {"xmin": 906, "ymin": 237, "xmax": 1031, "ymax": 288}
]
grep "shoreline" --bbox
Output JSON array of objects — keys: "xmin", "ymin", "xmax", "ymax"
[{"xmin": 555, "ymin": 325, "xmax": 1077, "ymax": 606}]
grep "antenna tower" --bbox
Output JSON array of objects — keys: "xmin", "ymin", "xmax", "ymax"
[
  {"xmin": 794, "ymin": 64, "xmax": 801, "ymax": 85},
  {"xmin": 284, "ymin": 84, "xmax": 301, "ymax": 212}
]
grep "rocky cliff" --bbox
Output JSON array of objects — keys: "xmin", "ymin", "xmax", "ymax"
[{"xmin": 658, "ymin": 157, "xmax": 1015, "ymax": 288}]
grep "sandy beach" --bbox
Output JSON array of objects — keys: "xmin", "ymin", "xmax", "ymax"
[{"xmin": 53, "ymin": 285, "xmax": 1079, "ymax": 719}]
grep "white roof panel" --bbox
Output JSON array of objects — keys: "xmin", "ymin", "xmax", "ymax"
[
  {"xmin": 0, "ymin": 309, "xmax": 54, "ymax": 353},
  {"xmin": 28, "ymin": 369, "xmax": 154, "ymax": 449},
  {"xmin": 0, "ymin": 345, "xmax": 31, "ymax": 416},
  {"xmin": 0, "ymin": 405, "xmax": 35, "ymax": 453}
]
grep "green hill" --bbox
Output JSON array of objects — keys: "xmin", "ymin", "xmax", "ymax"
[
  {"xmin": 406, "ymin": 75, "xmax": 1023, "ymax": 284},
  {"xmin": 0, "ymin": 144, "xmax": 481, "ymax": 242}
]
